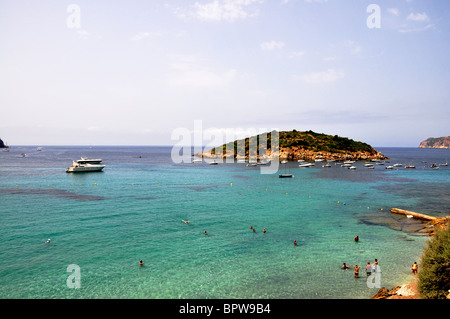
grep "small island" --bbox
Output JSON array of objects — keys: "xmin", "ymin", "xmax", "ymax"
[
  {"xmin": 0, "ymin": 138, "xmax": 7, "ymax": 148},
  {"xmin": 419, "ymin": 136, "xmax": 450, "ymax": 149},
  {"xmin": 199, "ymin": 130, "xmax": 388, "ymax": 161}
]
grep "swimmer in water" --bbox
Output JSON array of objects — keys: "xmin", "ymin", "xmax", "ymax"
[
  {"xmin": 354, "ymin": 235, "xmax": 359, "ymax": 242},
  {"xmin": 139, "ymin": 260, "xmax": 144, "ymax": 266},
  {"xmin": 342, "ymin": 263, "xmax": 351, "ymax": 270},
  {"xmin": 204, "ymin": 231, "xmax": 208, "ymax": 236},
  {"xmin": 182, "ymin": 220, "xmax": 190, "ymax": 224},
  {"xmin": 45, "ymin": 239, "xmax": 51, "ymax": 244},
  {"xmin": 294, "ymin": 240, "xmax": 298, "ymax": 246}
]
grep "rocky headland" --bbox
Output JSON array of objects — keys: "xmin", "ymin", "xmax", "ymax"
[{"xmin": 419, "ymin": 136, "xmax": 450, "ymax": 149}]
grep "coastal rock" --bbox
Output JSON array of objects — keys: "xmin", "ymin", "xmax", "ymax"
[
  {"xmin": 372, "ymin": 285, "xmax": 419, "ymax": 299},
  {"xmin": 372, "ymin": 287, "xmax": 402, "ymax": 299},
  {"xmin": 419, "ymin": 136, "xmax": 450, "ymax": 149},
  {"xmin": 429, "ymin": 217, "xmax": 450, "ymax": 236},
  {"xmin": 0, "ymin": 138, "xmax": 5, "ymax": 148}
]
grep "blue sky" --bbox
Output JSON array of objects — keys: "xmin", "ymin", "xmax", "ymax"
[{"xmin": 0, "ymin": 0, "xmax": 449, "ymax": 147}]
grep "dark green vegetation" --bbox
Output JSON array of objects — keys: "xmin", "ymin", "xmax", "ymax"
[
  {"xmin": 209, "ymin": 130, "xmax": 378, "ymax": 156},
  {"xmin": 277, "ymin": 130, "xmax": 376, "ymax": 153},
  {"xmin": 418, "ymin": 226, "xmax": 450, "ymax": 299}
]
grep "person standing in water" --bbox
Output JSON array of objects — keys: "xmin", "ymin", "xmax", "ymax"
[
  {"xmin": 353, "ymin": 265, "xmax": 361, "ymax": 278},
  {"xmin": 411, "ymin": 262, "xmax": 418, "ymax": 275},
  {"xmin": 365, "ymin": 261, "xmax": 372, "ymax": 276}
]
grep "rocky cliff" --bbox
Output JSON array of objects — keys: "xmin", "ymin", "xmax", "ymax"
[
  {"xmin": 0, "ymin": 138, "xmax": 6, "ymax": 148},
  {"xmin": 419, "ymin": 136, "xmax": 450, "ymax": 149}
]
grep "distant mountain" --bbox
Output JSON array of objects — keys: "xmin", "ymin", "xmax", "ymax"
[
  {"xmin": 419, "ymin": 136, "xmax": 450, "ymax": 149},
  {"xmin": 200, "ymin": 130, "xmax": 387, "ymax": 161},
  {"xmin": 0, "ymin": 138, "xmax": 6, "ymax": 148}
]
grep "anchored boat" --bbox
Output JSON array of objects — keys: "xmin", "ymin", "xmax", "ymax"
[{"xmin": 66, "ymin": 158, "xmax": 105, "ymax": 173}]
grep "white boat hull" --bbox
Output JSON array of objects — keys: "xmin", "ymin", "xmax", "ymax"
[{"xmin": 66, "ymin": 164, "xmax": 105, "ymax": 173}]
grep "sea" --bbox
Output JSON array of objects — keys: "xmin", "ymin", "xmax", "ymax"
[{"xmin": 0, "ymin": 146, "xmax": 449, "ymax": 299}]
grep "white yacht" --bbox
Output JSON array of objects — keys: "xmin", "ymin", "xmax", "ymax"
[{"xmin": 66, "ymin": 158, "xmax": 106, "ymax": 173}]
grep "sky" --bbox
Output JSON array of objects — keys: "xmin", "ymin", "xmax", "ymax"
[{"xmin": 0, "ymin": 0, "xmax": 449, "ymax": 147}]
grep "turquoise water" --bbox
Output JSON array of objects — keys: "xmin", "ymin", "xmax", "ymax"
[{"xmin": 0, "ymin": 146, "xmax": 449, "ymax": 299}]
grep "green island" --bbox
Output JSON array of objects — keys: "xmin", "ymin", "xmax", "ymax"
[{"xmin": 200, "ymin": 129, "xmax": 388, "ymax": 161}]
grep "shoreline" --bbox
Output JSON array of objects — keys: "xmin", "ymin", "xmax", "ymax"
[{"xmin": 372, "ymin": 211, "xmax": 449, "ymax": 299}]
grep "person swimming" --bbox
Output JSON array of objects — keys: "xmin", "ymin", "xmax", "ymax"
[
  {"xmin": 45, "ymin": 239, "xmax": 51, "ymax": 244},
  {"xmin": 294, "ymin": 240, "xmax": 298, "ymax": 246},
  {"xmin": 182, "ymin": 220, "xmax": 190, "ymax": 224},
  {"xmin": 354, "ymin": 235, "xmax": 359, "ymax": 242},
  {"xmin": 342, "ymin": 263, "xmax": 351, "ymax": 270},
  {"xmin": 139, "ymin": 260, "xmax": 144, "ymax": 266}
]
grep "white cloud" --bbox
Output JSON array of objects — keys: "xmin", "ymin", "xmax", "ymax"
[
  {"xmin": 131, "ymin": 31, "xmax": 162, "ymax": 41},
  {"xmin": 407, "ymin": 12, "xmax": 430, "ymax": 22},
  {"xmin": 399, "ymin": 24, "xmax": 434, "ymax": 33},
  {"xmin": 187, "ymin": 0, "xmax": 263, "ymax": 22},
  {"xmin": 76, "ymin": 29, "xmax": 90, "ymax": 40},
  {"xmin": 346, "ymin": 40, "xmax": 361, "ymax": 55},
  {"xmin": 165, "ymin": 55, "xmax": 238, "ymax": 89},
  {"xmin": 387, "ymin": 8, "xmax": 399, "ymax": 16},
  {"xmin": 289, "ymin": 51, "xmax": 306, "ymax": 58},
  {"xmin": 323, "ymin": 56, "xmax": 337, "ymax": 61},
  {"xmin": 297, "ymin": 69, "xmax": 344, "ymax": 84},
  {"xmin": 260, "ymin": 40, "xmax": 285, "ymax": 51}
]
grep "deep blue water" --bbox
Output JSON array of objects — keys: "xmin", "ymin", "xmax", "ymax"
[{"xmin": 0, "ymin": 146, "xmax": 449, "ymax": 299}]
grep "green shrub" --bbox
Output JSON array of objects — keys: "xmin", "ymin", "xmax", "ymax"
[{"xmin": 418, "ymin": 226, "xmax": 450, "ymax": 299}]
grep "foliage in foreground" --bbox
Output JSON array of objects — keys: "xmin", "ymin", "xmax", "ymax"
[{"xmin": 418, "ymin": 226, "xmax": 450, "ymax": 299}]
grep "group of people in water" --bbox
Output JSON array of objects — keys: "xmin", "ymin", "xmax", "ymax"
[
  {"xmin": 342, "ymin": 258, "xmax": 419, "ymax": 278},
  {"xmin": 342, "ymin": 259, "xmax": 380, "ymax": 278},
  {"xmin": 249, "ymin": 226, "xmax": 267, "ymax": 234},
  {"xmin": 138, "ymin": 226, "xmax": 422, "ymax": 279}
]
